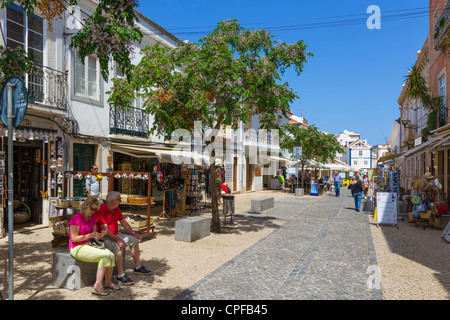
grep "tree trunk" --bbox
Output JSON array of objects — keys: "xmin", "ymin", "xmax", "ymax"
[{"xmin": 209, "ymin": 161, "xmax": 220, "ymax": 232}]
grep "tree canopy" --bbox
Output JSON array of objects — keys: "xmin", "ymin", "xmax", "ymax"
[
  {"xmin": 280, "ymin": 123, "xmax": 343, "ymax": 187},
  {"xmin": 109, "ymin": 19, "xmax": 313, "ymax": 231},
  {"xmin": 0, "ymin": 0, "xmax": 142, "ymax": 82}
]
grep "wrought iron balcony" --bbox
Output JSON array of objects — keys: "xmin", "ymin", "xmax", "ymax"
[
  {"xmin": 27, "ymin": 65, "xmax": 68, "ymax": 110},
  {"xmin": 109, "ymin": 103, "xmax": 149, "ymax": 137},
  {"xmin": 433, "ymin": 2, "xmax": 450, "ymax": 50}
]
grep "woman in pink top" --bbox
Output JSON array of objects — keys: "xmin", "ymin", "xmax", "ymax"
[{"xmin": 69, "ymin": 197, "xmax": 119, "ymax": 296}]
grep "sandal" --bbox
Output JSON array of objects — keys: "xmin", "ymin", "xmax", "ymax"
[
  {"xmin": 105, "ymin": 284, "xmax": 122, "ymax": 290},
  {"xmin": 91, "ymin": 287, "xmax": 110, "ymax": 296}
]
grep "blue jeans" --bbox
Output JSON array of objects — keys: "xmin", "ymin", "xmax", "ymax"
[
  {"xmin": 353, "ymin": 192, "xmax": 362, "ymax": 210},
  {"xmin": 334, "ymin": 182, "xmax": 340, "ymax": 196}
]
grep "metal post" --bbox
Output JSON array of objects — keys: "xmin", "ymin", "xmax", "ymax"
[{"xmin": 7, "ymin": 82, "xmax": 15, "ymax": 300}]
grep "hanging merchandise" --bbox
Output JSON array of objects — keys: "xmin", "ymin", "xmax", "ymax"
[
  {"xmin": 221, "ymin": 165, "xmax": 226, "ymax": 183},
  {"xmin": 57, "ymin": 172, "xmax": 63, "ymax": 184},
  {"xmin": 57, "ymin": 140, "xmax": 63, "ymax": 156},
  {"xmin": 216, "ymin": 167, "xmax": 222, "ymax": 183}
]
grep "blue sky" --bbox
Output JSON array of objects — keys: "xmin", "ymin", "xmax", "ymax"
[{"xmin": 138, "ymin": 0, "xmax": 429, "ymax": 146}]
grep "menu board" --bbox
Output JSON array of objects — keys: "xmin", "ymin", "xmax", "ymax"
[{"xmin": 376, "ymin": 192, "xmax": 398, "ymax": 227}]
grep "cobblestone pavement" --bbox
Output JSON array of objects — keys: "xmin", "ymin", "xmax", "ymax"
[
  {"xmin": 3, "ymin": 188, "xmax": 450, "ymax": 300},
  {"xmin": 176, "ymin": 189, "xmax": 382, "ymax": 300}
]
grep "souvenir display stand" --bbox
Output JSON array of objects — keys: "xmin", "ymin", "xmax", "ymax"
[
  {"xmin": 50, "ymin": 171, "xmax": 156, "ymax": 247},
  {"xmin": 185, "ymin": 164, "xmax": 201, "ymax": 214},
  {"xmin": 371, "ymin": 165, "xmax": 401, "ymax": 228},
  {"xmin": 152, "ymin": 161, "xmax": 187, "ymax": 220},
  {"xmin": 406, "ymin": 173, "xmax": 446, "ymax": 230}
]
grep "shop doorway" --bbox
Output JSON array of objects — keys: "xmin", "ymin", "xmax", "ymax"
[
  {"xmin": 4, "ymin": 142, "xmax": 43, "ymax": 227},
  {"xmin": 73, "ymin": 143, "xmax": 95, "ymax": 197}
]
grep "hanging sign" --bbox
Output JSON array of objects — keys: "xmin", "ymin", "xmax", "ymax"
[
  {"xmin": 376, "ymin": 192, "xmax": 398, "ymax": 228},
  {"xmin": 293, "ymin": 146, "xmax": 302, "ymax": 159},
  {"xmin": 0, "ymin": 76, "xmax": 28, "ymax": 127}
]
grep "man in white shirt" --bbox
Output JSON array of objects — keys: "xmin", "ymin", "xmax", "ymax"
[{"xmin": 86, "ymin": 164, "xmax": 101, "ymax": 198}]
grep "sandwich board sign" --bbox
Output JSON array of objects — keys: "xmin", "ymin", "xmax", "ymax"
[{"xmin": 376, "ymin": 192, "xmax": 398, "ymax": 228}]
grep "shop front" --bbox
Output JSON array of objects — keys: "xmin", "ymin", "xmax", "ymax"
[{"xmin": 0, "ymin": 123, "xmax": 61, "ymax": 236}]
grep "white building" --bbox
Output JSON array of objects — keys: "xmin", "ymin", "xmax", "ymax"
[
  {"xmin": 344, "ymin": 139, "xmax": 373, "ymax": 171},
  {"xmin": 0, "ymin": 1, "xmax": 181, "ymax": 228}
]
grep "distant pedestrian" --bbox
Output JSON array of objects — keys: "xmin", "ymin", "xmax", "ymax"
[
  {"xmin": 362, "ymin": 174, "xmax": 369, "ymax": 198},
  {"xmin": 352, "ymin": 175, "xmax": 364, "ymax": 212},
  {"xmin": 349, "ymin": 176, "xmax": 356, "ymax": 196},
  {"xmin": 332, "ymin": 171, "xmax": 342, "ymax": 197}
]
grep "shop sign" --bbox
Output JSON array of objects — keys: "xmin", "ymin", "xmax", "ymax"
[
  {"xmin": 0, "ymin": 76, "xmax": 28, "ymax": 127},
  {"xmin": 376, "ymin": 192, "xmax": 398, "ymax": 228},
  {"xmin": 414, "ymin": 136, "xmax": 423, "ymax": 147},
  {"xmin": 293, "ymin": 146, "xmax": 302, "ymax": 159}
]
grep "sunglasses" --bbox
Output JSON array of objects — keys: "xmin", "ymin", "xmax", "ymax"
[
  {"xmin": 92, "ymin": 167, "xmax": 98, "ymax": 171},
  {"xmin": 90, "ymin": 206, "xmax": 99, "ymax": 211}
]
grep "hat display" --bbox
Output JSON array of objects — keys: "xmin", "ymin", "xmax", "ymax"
[
  {"xmin": 410, "ymin": 178, "xmax": 420, "ymax": 191},
  {"xmin": 423, "ymin": 172, "xmax": 434, "ymax": 179},
  {"xmin": 417, "ymin": 179, "xmax": 429, "ymax": 190},
  {"xmin": 434, "ymin": 178, "xmax": 442, "ymax": 189}
]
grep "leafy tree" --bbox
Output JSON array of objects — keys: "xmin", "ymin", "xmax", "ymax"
[
  {"xmin": 280, "ymin": 123, "xmax": 343, "ymax": 188},
  {"xmin": 109, "ymin": 19, "xmax": 312, "ymax": 232},
  {"xmin": 0, "ymin": 0, "xmax": 141, "ymax": 82},
  {"xmin": 403, "ymin": 65, "xmax": 446, "ymax": 135}
]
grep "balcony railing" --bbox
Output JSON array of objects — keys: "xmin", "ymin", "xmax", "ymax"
[
  {"xmin": 27, "ymin": 65, "xmax": 68, "ymax": 110},
  {"xmin": 109, "ymin": 103, "xmax": 149, "ymax": 137},
  {"xmin": 428, "ymin": 107, "xmax": 448, "ymax": 130},
  {"xmin": 434, "ymin": 2, "xmax": 450, "ymax": 50}
]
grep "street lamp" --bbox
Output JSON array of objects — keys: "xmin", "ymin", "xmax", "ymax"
[{"xmin": 401, "ymin": 119, "xmax": 418, "ymax": 129}]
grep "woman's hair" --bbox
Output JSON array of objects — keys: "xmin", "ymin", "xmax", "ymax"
[
  {"xmin": 355, "ymin": 175, "xmax": 361, "ymax": 181},
  {"xmin": 81, "ymin": 197, "xmax": 99, "ymax": 214}
]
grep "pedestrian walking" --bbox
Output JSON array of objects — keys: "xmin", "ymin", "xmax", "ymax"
[
  {"xmin": 332, "ymin": 171, "xmax": 342, "ymax": 197},
  {"xmin": 349, "ymin": 176, "xmax": 356, "ymax": 196},
  {"xmin": 352, "ymin": 175, "xmax": 364, "ymax": 212},
  {"xmin": 362, "ymin": 174, "xmax": 369, "ymax": 198}
]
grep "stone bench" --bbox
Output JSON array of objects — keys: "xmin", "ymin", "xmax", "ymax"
[
  {"xmin": 250, "ymin": 197, "xmax": 274, "ymax": 213},
  {"xmin": 175, "ymin": 216, "xmax": 211, "ymax": 242},
  {"xmin": 52, "ymin": 249, "xmax": 124, "ymax": 290}
]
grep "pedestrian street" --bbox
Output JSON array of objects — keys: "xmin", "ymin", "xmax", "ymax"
[{"xmin": 176, "ymin": 189, "xmax": 382, "ymax": 300}]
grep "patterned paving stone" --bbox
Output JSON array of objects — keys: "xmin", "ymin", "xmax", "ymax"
[{"xmin": 175, "ymin": 190, "xmax": 382, "ymax": 300}]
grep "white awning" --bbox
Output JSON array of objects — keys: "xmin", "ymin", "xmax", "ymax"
[
  {"xmin": 111, "ymin": 143, "xmax": 221, "ymax": 165},
  {"xmin": 259, "ymin": 154, "xmax": 291, "ymax": 164},
  {"xmin": 398, "ymin": 132, "xmax": 450, "ymax": 159},
  {"xmin": 156, "ymin": 149, "xmax": 221, "ymax": 166},
  {"xmin": 111, "ymin": 143, "xmax": 171, "ymax": 158},
  {"xmin": 288, "ymin": 159, "xmax": 328, "ymax": 169}
]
